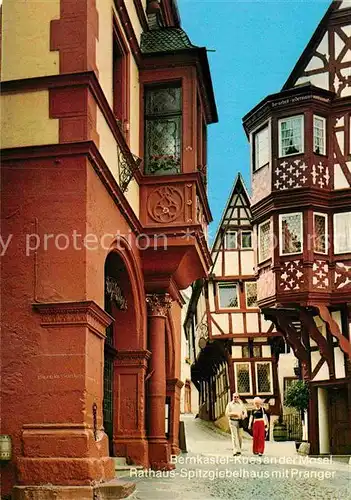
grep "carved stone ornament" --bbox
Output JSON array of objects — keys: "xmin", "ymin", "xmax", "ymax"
[
  {"xmin": 105, "ymin": 276, "xmax": 127, "ymax": 310},
  {"xmin": 146, "ymin": 294, "xmax": 172, "ymax": 317},
  {"xmin": 147, "ymin": 186, "xmax": 184, "ymax": 223}
]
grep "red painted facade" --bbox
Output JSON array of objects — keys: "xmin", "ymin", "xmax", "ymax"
[{"xmin": 0, "ymin": 0, "xmax": 217, "ymax": 497}]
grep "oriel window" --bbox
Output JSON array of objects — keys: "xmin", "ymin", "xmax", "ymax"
[
  {"xmin": 279, "ymin": 213, "xmax": 303, "ymax": 255},
  {"xmin": 313, "ymin": 116, "xmax": 326, "ymax": 155},
  {"xmin": 253, "ymin": 125, "xmax": 269, "ymax": 171},
  {"xmin": 279, "ymin": 115, "xmax": 304, "ymax": 157},
  {"xmin": 144, "ymin": 83, "xmax": 182, "ymax": 175}
]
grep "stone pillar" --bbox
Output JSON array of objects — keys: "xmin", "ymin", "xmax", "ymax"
[
  {"xmin": 113, "ymin": 350, "xmax": 151, "ymax": 467},
  {"xmin": 166, "ymin": 378, "xmax": 184, "ymax": 456},
  {"xmin": 146, "ymin": 294, "xmax": 173, "ymax": 470}
]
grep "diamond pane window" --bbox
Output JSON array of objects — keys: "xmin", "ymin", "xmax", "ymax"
[
  {"xmin": 279, "ymin": 115, "xmax": 304, "ymax": 157},
  {"xmin": 145, "ymin": 85, "xmax": 182, "ymax": 175},
  {"xmin": 225, "ymin": 231, "xmax": 237, "ymax": 249},
  {"xmin": 241, "ymin": 231, "xmax": 252, "ymax": 249},
  {"xmin": 256, "ymin": 362, "xmax": 272, "ymax": 393},
  {"xmin": 254, "ymin": 125, "xmax": 269, "ymax": 171},
  {"xmin": 218, "ymin": 283, "xmax": 239, "ymax": 308},
  {"xmin": 258, "ymin": 220, "xmax": 270, "ymax": 262},
  {"xmin": 279, "ymin": 213, "xmax": 303, "ymax": 255},
  {"xmin": 314, "ymin": 213, "xmax": 328, "ymax": 254},
  {"xmin": 313, "ymin": 116, "xmax": 326, "ymax": 155},
  {"xmin": 245, "ymin": 282, "xmax": 257, "ymax": 308},
  {"xmin": 235, "ymin": 363, "xmax": 252, "ymax": 394}
]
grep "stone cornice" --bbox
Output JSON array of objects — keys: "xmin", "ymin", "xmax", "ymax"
[
  {"xmin": 115, "ymin": 349, "xmax": 151, "ymax": 367},
  {"xmin": 33, "ymin": 300, "xmax": 113, "ymax": 338}
]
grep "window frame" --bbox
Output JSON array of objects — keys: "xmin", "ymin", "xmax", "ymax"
[
  {"xmin": 245, "ymin": 281, "xmax": 258, "ymax": 309},
  {"xmin": 225, "ymin": 230, "xmax": 238, "ymax": 250},
  {"xmin": 113, "ymin": 17, "xmax": 130, "ymax": 140},
  {"xmin": 279, "ymin": 212, "xmax": 303, "ymax": 256},
  {"xmin": 144, "ymin": 82, "xmax": 183, "ymax": 175},
  {"xmin": 218, "ymin": 282, "xmax": 240, "ymax": 310},
  {"xmin": 333, "ymin": 211, "xmax": 351, "ymax": 254},
  {"xmin": 241, "ymin": 230, "xmax": 253, "ymax": 249},
  {"xmin": 258, "ymin": 219, "xmax": 271, "ymax": 263},
  {"xmin": 278, "ymin": 114, "xmax": 304, "ymax": 158},
  {"xmin": 255, "ymin": 361, "xmax": 273, "ymax": 395},
  {"xmin": 234, "ymin": 362, "xmax": 253, "ymax": 396},
  {"xmin": 253, "ymin": 123, "xmax": 270, "ymax": 172},
  {"xmin": 313, "ymin": 115, "xmax": 327, "ymax": 156},
  {"xmin": 313, "ymin": 212, "xmax": 328, "ymax": 255}
]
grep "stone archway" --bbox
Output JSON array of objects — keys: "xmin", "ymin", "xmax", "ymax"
[{"xmin": 104, "ymin": 242, "xmax": 149, "ymax": 466}]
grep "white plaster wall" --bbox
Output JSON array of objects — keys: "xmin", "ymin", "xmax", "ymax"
[{"xmin": 224, "ymin": 252, "xmax": 239, "ymax": 276}]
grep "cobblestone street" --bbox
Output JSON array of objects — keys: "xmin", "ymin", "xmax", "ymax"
[{"xmin": 127, "ymin": 415, "xmax": 350, "ymax": 500}]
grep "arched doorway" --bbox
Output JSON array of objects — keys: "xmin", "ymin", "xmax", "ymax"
[{"xmin": 103, "ymin": 247, "xmax": 148, "ymax": 464}]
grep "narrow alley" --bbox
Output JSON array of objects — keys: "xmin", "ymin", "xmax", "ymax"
[{"xmin": 127, "ymin": 415, "xmax": 350, "ymax": 500}]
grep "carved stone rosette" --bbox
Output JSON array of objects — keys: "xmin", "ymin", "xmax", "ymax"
[{"xmin": 146, "ymin": 294, "xmax": 172, "ymax": 317}]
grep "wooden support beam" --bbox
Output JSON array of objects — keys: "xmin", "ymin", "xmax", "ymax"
[{"xmin": 317, "ymin": 305, "xmax": 351, "ymax": 358}]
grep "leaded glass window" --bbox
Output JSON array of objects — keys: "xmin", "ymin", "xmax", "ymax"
[
  {"xmin": 313, "ymin": 116, "xmax": 326, "ymax": 155},
  {"xmin": 279, "ymin": 213, "xmax": 303, "ymax": 255},
  {"xmin": 218, "ymin": 283, "xmax": 239, "ymax": 308},
  {"xmin": 256, "ymin": 362, "xmax": 272, "ymax": 393},
  {"xmin": 279, "ymin": 115, "xmax": 304, "ymax": 157},
  {"xmin": 242, "ymin": 346, "xmax": 250, "ymax": 358},
  {"xmin": 144, "ymin": 84, "xmax": 182, "ymax": 175},
  {"xmin": 245, "ymin": 282, "xmax": 258, "ymax": 308},
  {"xmin": 258, "ymin": 220, "xmax": 270, "ymax": 262},
  {"xmin": 235, "ymin": 363, "xmax": 252, "ymax": 394},
  {"xmin": 314, "ymin": 213, "xmax": 327, "ymax": 254}
]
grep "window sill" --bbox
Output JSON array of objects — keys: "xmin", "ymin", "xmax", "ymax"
[{"xmin": 278, "ymin": 151, "xmax": 304, "ymax": 159}]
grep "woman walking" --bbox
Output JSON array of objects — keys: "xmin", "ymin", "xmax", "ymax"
[{"xmin": 248, "ymin": 397, "xmax": 269, "ymax": 456}]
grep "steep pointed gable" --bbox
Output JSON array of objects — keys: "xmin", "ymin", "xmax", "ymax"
[
  {"xmin": 282, "ymin": 0, "xmax": 351, "ymax": 97},
  {"xmin": 210, "ymin": 174, "xmax": 252, "ymax": 271}
]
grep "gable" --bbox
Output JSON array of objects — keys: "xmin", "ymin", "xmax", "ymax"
[{"xmin": 283, "ymin": 1, "xmax": 351, "ymax": 97}]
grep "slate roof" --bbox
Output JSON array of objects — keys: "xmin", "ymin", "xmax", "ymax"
[{"xmin": 141, "ymin": 27, "xmax": 198, "ymax": 54}]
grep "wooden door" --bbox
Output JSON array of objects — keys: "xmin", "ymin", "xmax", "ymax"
[{"xmin": 329, "ymin": 387, "xmax": 351, "ymax": 455}]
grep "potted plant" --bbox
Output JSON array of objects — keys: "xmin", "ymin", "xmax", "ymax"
[{"xmin": 284, "ymin": 380, "xmax": 310, "ymax": 447}]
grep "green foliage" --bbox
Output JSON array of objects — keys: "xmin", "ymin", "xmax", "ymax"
[{"xmin": 284, "ymin": 380, "xmax": 310, "ymax": 413}]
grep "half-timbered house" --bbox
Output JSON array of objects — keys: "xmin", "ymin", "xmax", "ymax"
[
  {"xmin": 187, "ymin": 175, "xmax": 296, "ymax": 431},
  {"xmin": 243, "ymin": 0, "xmax": 351, "ymax": 455}
]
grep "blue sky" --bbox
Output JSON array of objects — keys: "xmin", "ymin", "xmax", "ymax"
[{"xmin": 178, "ymin": 0, "xmax": 330, "ymax": 240}]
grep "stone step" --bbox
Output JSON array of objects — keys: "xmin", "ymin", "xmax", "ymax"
[
  {"xmin": 95, "ymin": 478, "xmax": 136, "ymax": 499},
  {"xmin": 114, "ymin": 457, "xmax": 128, "ymax": 467}
]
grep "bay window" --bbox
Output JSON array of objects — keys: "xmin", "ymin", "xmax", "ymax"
[
  {"xmin": 279, "ymin": 115, "xmax": 304, "ymax": 157},
  {"xmin": 334, "ymin": 212, "xmax": 351, "ymax": 254},
  {"xmin": 279, "ymin": 213, "xmax": 303, "ymax": 255},
  {"xmin": 314, "ymin": 213, "xmax": 328, "ymax": 254},
  {"xmin": 253, "ymin": 125, "xmax": 269, "ymax": 171},
  {"xmin": 144, "ymin": 83, "xmax": 182, "ymax": 175},
  {"xmin": 313, "ymin": 115, "xmax": 326, "ymax": 155}
]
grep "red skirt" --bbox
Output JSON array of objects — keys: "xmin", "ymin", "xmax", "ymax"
[{"xmin": 253, "ymin": 420, "xmax": 265, "ymax": 454}]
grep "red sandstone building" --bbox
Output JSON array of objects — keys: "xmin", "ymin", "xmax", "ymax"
[
  {"xmin": 243, "ymin": 0, "xmax": 351, "ymax": 455},
  {"xmin": 0, "ymin": 0, "xmax": 217, "ymax": 498}
]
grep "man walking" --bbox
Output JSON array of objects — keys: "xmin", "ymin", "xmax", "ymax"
[{"xmin": 225, "ymin": 392, "xmax": 247, "ymax": 455}]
